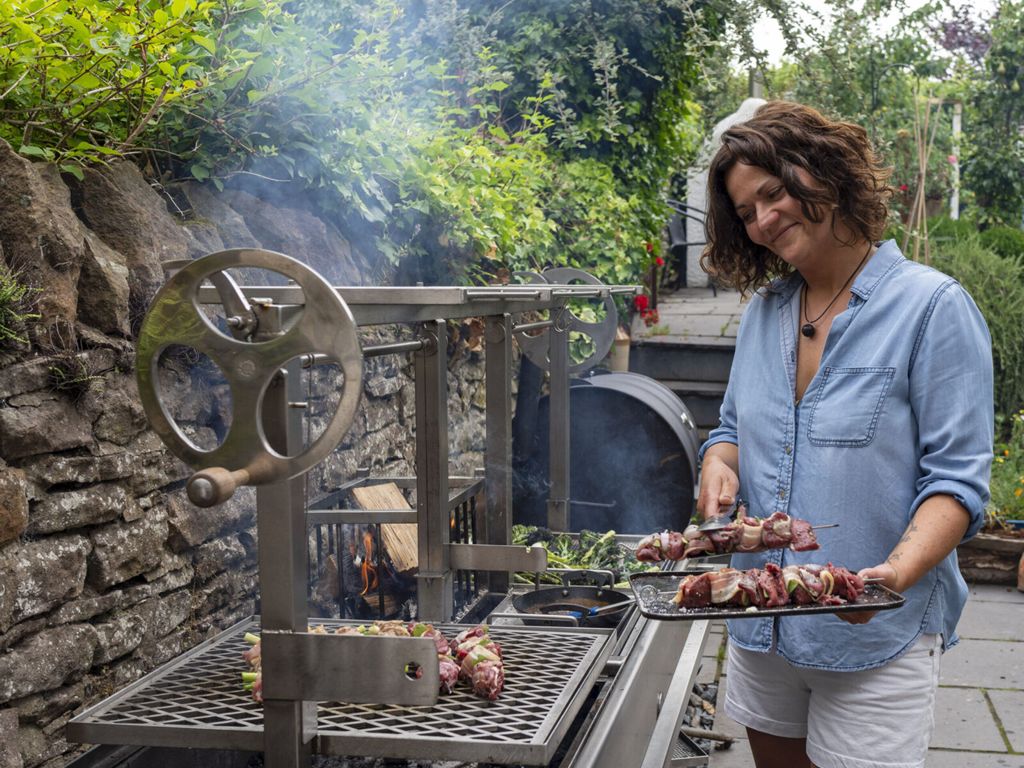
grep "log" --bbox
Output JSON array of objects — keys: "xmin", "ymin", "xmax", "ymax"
[{"xmin": 351, "ymin": 483, "xmax": 418, "ymax": 574}]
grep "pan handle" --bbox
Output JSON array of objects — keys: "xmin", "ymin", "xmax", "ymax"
[
  {"xmin": 588, "ymin": 596, "xmax": 636, "ymax": 617},
  {"xmin": 548, "ymin": 567, "xmax": 616, "ymax": 588}
]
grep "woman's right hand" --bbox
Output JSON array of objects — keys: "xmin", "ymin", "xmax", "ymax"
[{"xmin": 696, "ymin": 445, "xmax": 741, "ymax": 520}]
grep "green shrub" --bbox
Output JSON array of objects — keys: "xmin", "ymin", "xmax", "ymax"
[
  {"xmin": 980, "ymin": 225, "xmax": 1024, "ymax": 261},
  {"xmin": 931, "ymin": 234, "xmax": 1024, "ymax": 416},
  {"xmin": 989, "ymin": 408, "xmax": 1024, "ymax": 527},
  {"xmin": 0, "ymin": 0, "xmax": 711, "ymax": 289},
  {"xmin": 926, "ymin": 215, "xmax": 977, "ymax": 243}
]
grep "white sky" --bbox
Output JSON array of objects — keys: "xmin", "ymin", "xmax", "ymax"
[{"xmin": 750, "ymin": 0, "xmax": 998, "ymax": 65}]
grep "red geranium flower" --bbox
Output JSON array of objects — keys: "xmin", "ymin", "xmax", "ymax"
[
  {"xmin": 634, "ymin": 294, "xmax": 649, "ymax": 311},
  {"xmin": 644, "ymin": 241, "xmax": 654, "ymax": 253},
  {"xmin": 655, "ymin": 256, "xmax": 665, "ymax": 267},
  {"xmin": 899, "ymin": 184, "xmax": 909, "ymax": 192}
]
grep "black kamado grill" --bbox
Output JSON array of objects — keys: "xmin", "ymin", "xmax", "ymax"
[
  {"xmin": 66, "ymin": 252, "xmax": 712, "ymax": 768},
  {"xmin": 514, "ymin": 370, "xmax": 699, "ymax": 534}
]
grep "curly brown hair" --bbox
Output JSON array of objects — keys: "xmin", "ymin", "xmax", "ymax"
[{"xmin": 700, "ymin": 101, "xmax": 893, "ymax": 293}]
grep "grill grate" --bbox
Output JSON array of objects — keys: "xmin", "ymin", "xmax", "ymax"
[{"xmin": 70, "ymin": 618, "xmax": 614, "ymax": 764}]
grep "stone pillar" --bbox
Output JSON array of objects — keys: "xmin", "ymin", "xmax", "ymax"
[{"xmin": 685, "ymin": 97, "xmax": 767, "ymax": 289}]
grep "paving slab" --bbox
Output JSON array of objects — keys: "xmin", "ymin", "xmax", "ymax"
[
  {"xmin": 958, "ymin": 599, "xmax": 1024, "ymax": 641},
  {"xmin": 931, "ymin": 686, "xmax": 1008, "ymax": 751},
  {"xmin": 940, "ymin": 639, "xmax": 1024, "ymax": 689},
  {"xmin": 706, "ymin": 738, "xmax": 752, "ymax": 768},
  {"xmin": 968, "ymin": 583, "xmax": 1024, "ymax": 605},
  {"xmin": 926, "ymin": 750, "xmax": 1024, "ymax": 768},
  {"xmin": 988, "ymin": 689, "xmax": 1024, "ymax": 752}
]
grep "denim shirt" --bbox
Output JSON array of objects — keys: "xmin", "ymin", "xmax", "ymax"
[{"xmin": 698, "ymin": 240, "xmax": 993, "ymax": 671}]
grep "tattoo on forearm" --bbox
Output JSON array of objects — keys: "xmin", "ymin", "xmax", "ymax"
[
  {"xmin": 898, "ymin": 521, "xmax": 918, "ymax": 546},
  {"xmin": 887, "ymin": 553, "xmax": 902, "ymax": 563}
]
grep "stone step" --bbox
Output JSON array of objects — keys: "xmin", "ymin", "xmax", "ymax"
[{"xmin": 629, "ymin": 341, "xmax": 734, "ymax": 385}]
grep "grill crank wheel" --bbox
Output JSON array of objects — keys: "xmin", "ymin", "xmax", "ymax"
[
  {"xmin": 135, "ymin": 248, "xmax": 363, "ymax": 506},
  {"xmin": 514, "ymin": 267, "xmax": 618, "ymax": 375}
]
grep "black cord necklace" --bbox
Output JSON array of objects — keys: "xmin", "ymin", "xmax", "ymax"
[{"xmin": 800, "ymin": 243, "xmax": 873, "ymax": 339}]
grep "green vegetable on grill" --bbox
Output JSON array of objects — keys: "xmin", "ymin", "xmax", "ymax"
[{"xmin": 512, "ymin": 525, "xmax": 657, "ymax": 586}]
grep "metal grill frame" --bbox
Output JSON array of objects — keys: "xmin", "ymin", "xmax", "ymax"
[{"xmin": 68, "ymin": 617, "xmax": 615, "ymax": 765}]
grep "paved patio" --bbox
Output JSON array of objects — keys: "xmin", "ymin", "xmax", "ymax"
[
  {"xmin": 632, "ymin": 286, "xmax": 746, "ymax": 346},
  {"xmin": 699, "ymin": 584, "xmax": 1024, "ymax": 767}
]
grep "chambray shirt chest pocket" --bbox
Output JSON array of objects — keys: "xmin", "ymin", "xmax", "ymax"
[{"xmin": 806, "ymin": 366, "xmax": 896, "ymax": 446}]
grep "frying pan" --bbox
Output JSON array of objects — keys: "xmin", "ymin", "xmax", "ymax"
[{"xmin": 511, "ymin": 584, "xmax": 635, "ymax": 628}]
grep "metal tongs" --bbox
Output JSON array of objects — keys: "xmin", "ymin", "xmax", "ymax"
[{"xmin": 697, "ymin": 498, "xmax": 746, "ymax": 532}]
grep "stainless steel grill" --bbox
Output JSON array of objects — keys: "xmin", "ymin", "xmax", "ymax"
[
  {"xmin": 70, "ymin": 619, "xmax": 615, "ymax": 765},
  {"xmin": 67, "ymin": 251, "xmax": 711, "ymax": 768}
]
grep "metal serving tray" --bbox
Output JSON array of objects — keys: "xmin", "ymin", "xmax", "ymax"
[
  {"xmin": 629, "ymin": 572, "xmax": 905, "ymax": 621},
  {"xmin": 68, "ymin": 617, "xmax": 615, "ymax": 766}
]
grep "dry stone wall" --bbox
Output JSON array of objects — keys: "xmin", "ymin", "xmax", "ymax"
[{"xmin": 0, "ymin": 140, "xmax": 489, "ymax": 768}]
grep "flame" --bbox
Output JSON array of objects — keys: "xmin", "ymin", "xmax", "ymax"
[{"xmin": 360, "ymin": 530, "xmax": 378, "ymax": 596}]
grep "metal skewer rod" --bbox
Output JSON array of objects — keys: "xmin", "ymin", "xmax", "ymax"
[{"xmin": 811, "ymin": 523, "xmax": 840, "ymax": 530}]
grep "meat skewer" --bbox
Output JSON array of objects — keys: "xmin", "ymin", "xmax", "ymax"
[
  {"xmin": 672, "ymin": 563, "xmax": 866, "ymax": 610},
  {"xmin": 450, "ymin": 625, "xmax": 505, "ymax": 701},
  {"xmin": 635, "ymin": 512, "xmax": 821, "ymax": 562}
]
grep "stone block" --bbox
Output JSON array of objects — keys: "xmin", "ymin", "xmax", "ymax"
[
  {"xmin": 0, "ymin": 707, "xmax": 21, "ymax": 768},
  {"xmin": 0, "ymin": 624, "xmax": 98, "ymax": 704},
  {"xmin": 218, "ymin": 188, "xmax": 365, "ymax": 285},
  {"xmin": 0, "ymin": 358, "xmax": 51, "ymax": 400},
  {"xmin": 47, "ymin": 590, "xmax": 120, "ymax": 626},
  {"xmin": 193, "ymin": 535, "xmax": 249, "ymax": 581},
  {"xmin": 76, "ymin": 231, "xmax": 130, "ymax": 336},
  {"xmin": 83, "ymin": 376, "xmax": 148, "ymax": 447},
  {"xmin": 364, "ymin": 355, "xmax": 404, "ymax": 398},
  {"xmin": 27, "ymin": 483, "xmax": 137, "ymax": 535},
  {"xmin": 166, "ymin": 487, "xmax": 254, "ymax": 551},
  {"xmin": 127, "ymin": 590, "xmax": 192, "ymax": 643},
  {"xmin": 0, "ymin": 394, "xmax": 93, "ymax": 460},
  {"xmin": 12, "ymin": 681, "xmax": 85, "ymax": 725},
  {"xmin": 0, "ymin": 534, "xmax": 91, "ymax": 633},
  {"xmin": 75, "ymin": 160, "xmax": 191, "ymax": 308},
  {"xmin": 179, "ymin": 182, "xmax": 258, "ymax": 253},
  {"xmin": 135, "ymin": 624, "xmax": 192, "ymax": 670},
  {"xmin": 92, "ymin": 611, "xmax": 147, "ymax": 665},
  {"xmin": 87, "ymin": 507, "xmax": 168, "ymax": 590},
  {"xmin": 0, "ymin": 141, "xmax": 86, "ymax": 342},
  {"xmin": 0, "ymin": 467, "xmax": 28, "ymax": 545}
]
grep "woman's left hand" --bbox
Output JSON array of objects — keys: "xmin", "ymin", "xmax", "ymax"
[{"xmin": 836, "ymin": 562, "xmax": 902, "ymax": 625}]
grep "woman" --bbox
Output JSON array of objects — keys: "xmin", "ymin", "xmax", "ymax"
[{"xmin": 697, "ymin": 101, "xmax": 992, "ymax": 768}]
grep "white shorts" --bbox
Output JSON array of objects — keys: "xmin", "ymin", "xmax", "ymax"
[{"xmin": 724, "ymin": 634, "xmax": 942, "ymax": 768}]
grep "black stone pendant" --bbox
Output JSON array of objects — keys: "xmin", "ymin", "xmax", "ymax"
[{"xmin": 801, "ymin": 323, "xmax": 816, "ymax": 338}]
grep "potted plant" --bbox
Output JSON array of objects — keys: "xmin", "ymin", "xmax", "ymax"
[{"xmin": 959, "ymin": 409, "xmax": 1024, "ymax": 588}]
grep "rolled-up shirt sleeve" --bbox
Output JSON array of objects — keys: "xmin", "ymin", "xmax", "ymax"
[{"xmin": 908, "ymin": 280, "xmax": 993, "ymax": 541}]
